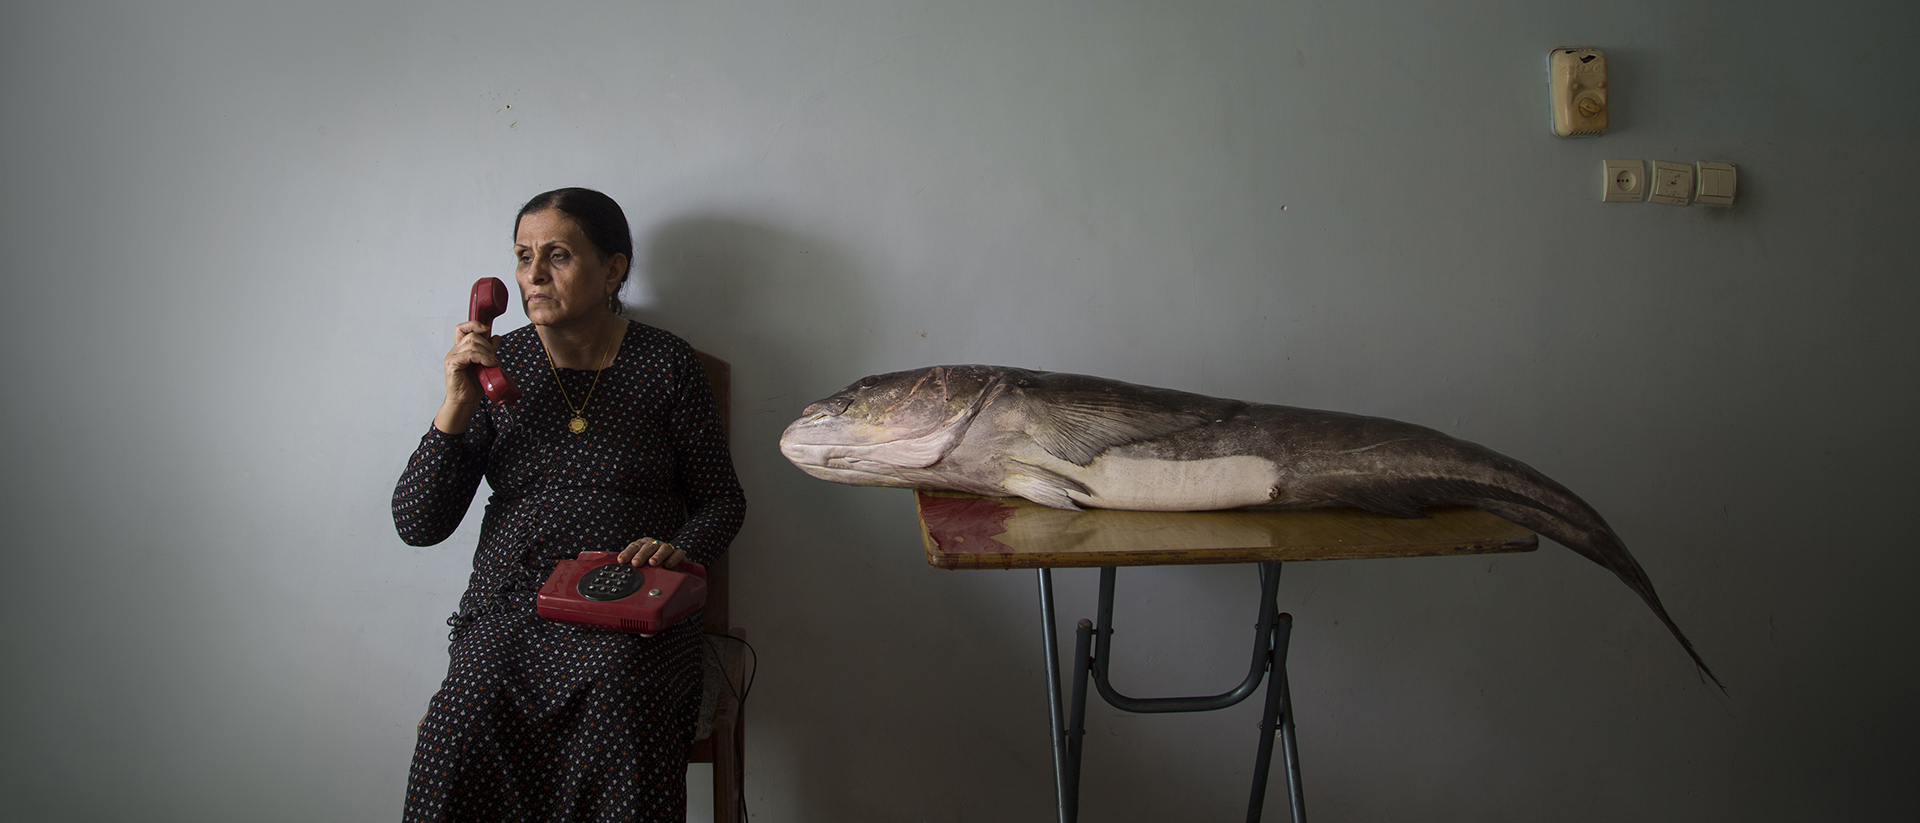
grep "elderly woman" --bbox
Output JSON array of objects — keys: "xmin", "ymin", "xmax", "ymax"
[{"xmin": 394, "ymin": 188, "xmax": 745, "ymax": 821}]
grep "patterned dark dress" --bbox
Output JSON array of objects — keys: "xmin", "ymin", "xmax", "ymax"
[{"xmin": 394, "ymin": 320, "xmax": 745, "ymax": 822}]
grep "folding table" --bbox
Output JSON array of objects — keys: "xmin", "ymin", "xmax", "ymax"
[{"xmin": 914, "ymin": 490, "xmax": 1538, "ymax": 823}]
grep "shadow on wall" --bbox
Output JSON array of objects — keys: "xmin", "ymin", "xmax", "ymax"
[
  {"xmin": 629, "ymin": 215, "xmax": 865, "ymax": 407},
  {"xmin": 626, "ymin": 213, "xmax": 884, "ymax": 572},
  {"xmin": 631, "ymin": 217, "xmax": 862, "ymax": 817},
  {"xmin": 627, "ymin": 214, "xmax": 875, "ymax": 501},
  {"xmin": 630, "ymin": 217, "xmax": 1061, "ymax": 819}
]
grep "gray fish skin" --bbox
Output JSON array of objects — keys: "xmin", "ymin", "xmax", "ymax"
[{"xmin": 780, "ymin": 364, "xmax": 1720, "ymax": 688}]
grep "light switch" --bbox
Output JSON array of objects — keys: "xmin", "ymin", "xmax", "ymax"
[
  {"xmin": 1649, "ymin": 161, "xmax": 1693, "ymax": 206},
  {"xmin": 1695, "ymin": 161, "xmax": 1737, "ymax": 206},
  {"xmin": 1602, "ymin": 160, "xmax": 1645, "ymax": 202}
]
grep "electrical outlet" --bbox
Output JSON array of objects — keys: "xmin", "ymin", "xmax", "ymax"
[
  {"xmin": 1602, "ymin": 160, "xmax": 1646, "ymax": 202},
  {"xmin": 1649, "ymin": 161, "xmax": 1693, "ymax": 206}
]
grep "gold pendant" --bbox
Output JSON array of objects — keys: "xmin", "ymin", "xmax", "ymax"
[{"xmin": 568, "ymin": 416, "xmax": 588, "ymax": 434}]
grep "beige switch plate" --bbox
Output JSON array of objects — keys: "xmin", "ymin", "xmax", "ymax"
[
  {"xmin": 1650, "ymin": 161, "xmax": 1693, "ymax": 206},
  {"xmin": 1602, "ymin": 160, "xmax": 1646, "ymax": 202},
  {"xmin": 1695, "ymin": 161, "xmax": 1737, "ymax": 206}
]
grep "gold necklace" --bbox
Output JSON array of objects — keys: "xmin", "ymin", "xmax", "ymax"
[{"xmin": 540, "ymin": 327, "xmax": 615, "ymax": 434}]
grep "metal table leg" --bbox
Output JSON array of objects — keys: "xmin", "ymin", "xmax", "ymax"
[
  {"xmin": 1246, "ymin": 610, "xmax": 1302, "ymax": 822},
  {"xmin": 1044, "ymin": 563, "xmax": 1306, "ymax": 823},
  {"xmin": 1037, "ymin": 568, "xmax": 1070, "ymax": 823},
  {"xmin": 1280, "ymin": 667, "xmax": 1306, "ymax": 823}
]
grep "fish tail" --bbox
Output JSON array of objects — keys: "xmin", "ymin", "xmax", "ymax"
[
  {"xmin": 1304, "ymin": 436, "xmax": 1723, "ymax": 690},
  {"xmin": 1469, "ymin": 496, "xmax": 1725, "ymax": 692}
]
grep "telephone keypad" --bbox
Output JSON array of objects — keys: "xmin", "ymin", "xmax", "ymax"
[{"xmin": 578, "ymin": 565, "xmax": 645, "ymax": 601}]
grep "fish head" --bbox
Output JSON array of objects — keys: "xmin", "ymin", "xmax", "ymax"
[{"xmin": 779, "ymin": 365, "xmax": 1012, "ymax": 487}]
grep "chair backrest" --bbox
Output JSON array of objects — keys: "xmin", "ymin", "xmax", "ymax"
[{"xmin": 693, "ymin": 350, "xmax": 732, "ymax": 636}]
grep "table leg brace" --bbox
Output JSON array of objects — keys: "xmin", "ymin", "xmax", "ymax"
[{"xmin": 1039, "ymin": 564, "xmax": 1306, "ymax": 823}]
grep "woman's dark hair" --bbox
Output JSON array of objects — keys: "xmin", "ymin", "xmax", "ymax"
[{"xmin": 515, "ymin": 187, "xmax": 636, "ymax": 314}]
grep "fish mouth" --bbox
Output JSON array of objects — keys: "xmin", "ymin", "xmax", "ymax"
[
  {"xmin": 788, "ymin": 460, "xmax": 919, "ymax": 488},
  {"xmin": 778, "ymin": 416, "xmax": 964, "ymax": 472},
  {"xmin": 779, "ymin": 394, "xmax": 986, "ymax": 473}
]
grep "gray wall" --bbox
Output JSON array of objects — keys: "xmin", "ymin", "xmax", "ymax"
[{"xmin": 4, "ymin": 1, "xmax": 1915, "ymax": 820}]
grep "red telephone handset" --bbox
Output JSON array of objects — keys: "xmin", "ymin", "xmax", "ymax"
[{"xmin": 468, "ymin": 277, "xmax": 522, "ymax": 405}]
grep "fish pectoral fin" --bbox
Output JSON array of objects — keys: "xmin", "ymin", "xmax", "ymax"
[
  {"xmin": 1021, "ymin": 394, "xmax": 1212, "ymax": 467},
  {"xmin": 1003, "ymin": 462, "xmax": 1090, "ymax": 510}
]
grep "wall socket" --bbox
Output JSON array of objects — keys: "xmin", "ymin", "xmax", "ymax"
[{"xmin": 1602, "ymin": 160, "xmax": 1646, "ymax": 202}]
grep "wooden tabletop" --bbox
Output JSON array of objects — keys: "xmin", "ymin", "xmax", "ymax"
[{"xmin": 916, "ymin": 490, "xmax": 1539, "ymax": 570}]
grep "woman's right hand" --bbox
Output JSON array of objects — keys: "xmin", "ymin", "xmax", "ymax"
[{"xmin": 434, "ymin": 320, "xmax": 500, "ymax": 434}]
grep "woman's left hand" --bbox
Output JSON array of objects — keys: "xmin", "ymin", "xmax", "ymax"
[{"xmin": 618, "ymin": 537, "xmax": 685, "ymax": 568}]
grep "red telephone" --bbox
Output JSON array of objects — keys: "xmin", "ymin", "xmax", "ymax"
[
  {"xmin": 469, "ymin": 277, "xmax": 523, "ymax": 405},
  {"xmin": 538, "ymin": 552, "xmax": 709, "ymax": 635}
]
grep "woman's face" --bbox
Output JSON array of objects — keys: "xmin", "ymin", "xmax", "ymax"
[{"xmin": 513, "ymin": 209, "xmax": 626, "ymax": 328}]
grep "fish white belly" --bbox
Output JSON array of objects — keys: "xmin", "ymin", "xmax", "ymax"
[{"xmin": 1047, "ymin": 453, "xmax": 1281, "ymax": 511}]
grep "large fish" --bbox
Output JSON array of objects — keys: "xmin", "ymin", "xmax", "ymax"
[{"xmin": 780, "ymin": 364, "xmax": 1719, "ymax": 687}]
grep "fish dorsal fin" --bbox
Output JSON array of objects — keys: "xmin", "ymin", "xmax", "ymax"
[
  {"xmin": 1003, "ymin": 461, "xmax": 1090, "ymax": 510},
  {"xmin": 1011, "ymin": 381, "xmax": 1215, "ymax": 467}
]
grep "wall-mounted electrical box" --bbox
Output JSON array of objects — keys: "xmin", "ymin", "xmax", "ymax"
[{"xmin": 1549, "ymin": 48, "xmax": 1608, "ymax": 137}]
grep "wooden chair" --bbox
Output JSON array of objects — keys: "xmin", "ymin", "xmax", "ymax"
[{"xmin": 690, "ymin": 351, "xmax": 747, "ymax": 823}]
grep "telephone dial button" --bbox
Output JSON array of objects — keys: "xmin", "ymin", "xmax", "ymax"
[{"xmin": 578, "ymin": 565, "xmax": 645, "ymax": 601}]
